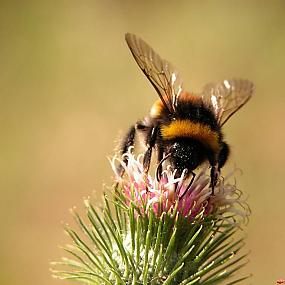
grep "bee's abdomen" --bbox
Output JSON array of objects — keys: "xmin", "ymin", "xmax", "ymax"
[{"xmin": 161, "ymin": 119, "xmax": 220, "ymax": 152}]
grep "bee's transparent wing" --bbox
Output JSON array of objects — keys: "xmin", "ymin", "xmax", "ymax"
[
  {"xmin": 125, "ymin": 33, "xmax": 184, "ymax": 114},
  {"xmin": 202, "ymin": 79, "xmax": 254, "ymax": 126}
]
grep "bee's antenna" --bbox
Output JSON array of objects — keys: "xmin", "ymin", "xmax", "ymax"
[
  {"xmin": 179, "ymin": 171, "xmax": 196, "ymax": 200},
  {"xmin": 155, "ymin": 153, "xmax": 171, "ymax": 181}
]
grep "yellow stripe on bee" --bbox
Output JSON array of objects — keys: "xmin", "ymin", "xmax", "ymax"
[{"xmin": 161, "ymin": 120, "xmax": 220, "ymax": 152}]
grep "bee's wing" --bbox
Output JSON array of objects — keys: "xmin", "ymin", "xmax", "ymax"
[
  {"xmin": 202, "ymin": 79, "xmax": 254, "ymax": 126},
  {"xmin": 125, "ymin": 33, "xmax": 183, "ymax": 114}
]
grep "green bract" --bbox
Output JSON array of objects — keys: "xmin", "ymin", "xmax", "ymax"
[{"xmin": 52, "ymin": 193, "xmax": 250, "ymax": 284}]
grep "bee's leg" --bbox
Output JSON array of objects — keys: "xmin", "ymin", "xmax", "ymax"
[
  {"xmin": 210, "ymin": 165, "xmax": 219, "ymax": 195},
  {"xmin": 207, "ymin": 150, "xmax": 219, "ymax": 194},
  {"xmin": 218, "ymin": 142, "xmax": 230, "ymax": 171},
  {"xmin": 208, "ymin": 142, "xmax": 230, "ymax": 193},
  {"xmin": 117, "ymin": 125, "xmax": 136, "ymax": 177},
  {"xmin": 143, "ymin": 126, "xmax": 159, "ymax": 174}
]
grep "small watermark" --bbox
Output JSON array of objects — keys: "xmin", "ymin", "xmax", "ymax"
[{"xmin": 276, "ymin": 279, "xmax": 285, "ymax": 284}]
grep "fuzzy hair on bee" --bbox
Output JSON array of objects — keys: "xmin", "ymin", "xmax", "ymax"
[{"xmin": 118, "ymin": 33, "xmax": 254, "ymax": 195}]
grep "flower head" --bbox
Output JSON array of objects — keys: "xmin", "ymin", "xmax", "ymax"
[
  {"xmin": 111, "ymin": 148, "xmax": 249, "ymax": 222},
  {"xmin": 53, "ymin": 149, "xmax": 251, "ymax": 285}
]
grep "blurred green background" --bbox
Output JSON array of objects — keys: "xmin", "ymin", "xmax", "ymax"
[{"xmin": 1, "ymin": 0, "xmax": 285, "ymax": 284}]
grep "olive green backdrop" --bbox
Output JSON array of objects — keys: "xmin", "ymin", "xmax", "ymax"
[{"xmin": 1, "ymin": 1, "xmax": 285, "ymax": 284}]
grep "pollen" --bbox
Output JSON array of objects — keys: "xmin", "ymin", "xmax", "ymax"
[
  {"xmin": 150, "ymin": 99, "xmax": 163, "ymax": 118},
  {"xmin": 161, "ymin": 119, "xmax": 220, "ymax": 152}
]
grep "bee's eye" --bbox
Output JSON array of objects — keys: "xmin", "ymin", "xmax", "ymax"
[{"xmin": 136, "ymin": 122, "xmax": 146, "ymax": 130}]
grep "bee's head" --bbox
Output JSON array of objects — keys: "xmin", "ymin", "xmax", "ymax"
[{"xmin": 169, "ymin": 139, "xmax": 206, "ymax": 174}]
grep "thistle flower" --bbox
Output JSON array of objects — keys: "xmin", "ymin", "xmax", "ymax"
[
  {"xmin": 111, "ymin": 149, "xmax": 249, "ymax": 223},
  {"xmin": 52, "ymin": 150, "xmax": 251, "ymax": 285}
]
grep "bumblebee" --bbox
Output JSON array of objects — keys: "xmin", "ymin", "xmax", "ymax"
[{"xmin": 119, "ymin": 33, "xmax": 254, "ymax": 193}]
